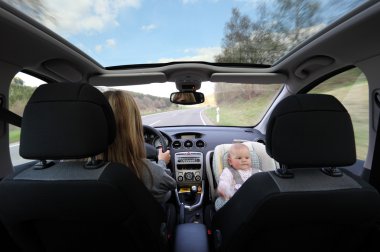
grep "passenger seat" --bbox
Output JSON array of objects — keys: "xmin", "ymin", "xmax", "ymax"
[{"xmin": 210, "ymin": 94, "xmax": 380, "ymax": 251}]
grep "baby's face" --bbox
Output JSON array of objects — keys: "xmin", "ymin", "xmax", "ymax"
[{"xmin": 228, "ymin": 148, "xmax": 251, "ymax": 170}]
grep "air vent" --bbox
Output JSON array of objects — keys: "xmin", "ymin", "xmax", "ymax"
[
  {"xmin": 183, "ymin": 140, "xmax": 193, "ymax": 148},
  {"xmin": 172, "ymin": 140, "xmax": 182, "ymax": 149},
  {"xmin": 195, "ymin": 140, "xmax": 205, "ymax": 148}
]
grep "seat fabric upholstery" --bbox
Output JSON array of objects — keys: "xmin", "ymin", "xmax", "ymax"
[
  {"xmin": 0, "ymin": 83, "xmax": 167, "ymax": 251},
  {"xmin": 211, "ymin": 94, "xmax": 380, "ymax": 252}
]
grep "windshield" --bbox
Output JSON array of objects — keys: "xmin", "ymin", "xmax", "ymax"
[
  {"xmin": 104, "ymin": 82, "xmax": 283, "ymax": 127},
  {"xmin": 2, "ymin": 0, "xmax": 366, "ymax": 67}
]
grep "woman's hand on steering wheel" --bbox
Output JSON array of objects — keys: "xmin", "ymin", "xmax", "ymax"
[
  {"xmin": 158, "ymin": 148, "xmax": 171, "ymax": 165},
  {"xmin": 143, "ymin": 124, "xmax": 168, "ymax": 152},
  {"xmin": 143, "ymin": 124, "xmax": 170, "ymax": 162}
]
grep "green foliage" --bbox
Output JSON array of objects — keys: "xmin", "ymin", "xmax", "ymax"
[
  {"xmin": 215, "ymin": 0, "xmax": 321, "ymax": 65},
  {"xmin": 310, "ymin": 68, "xmax": 369, "ymax": 160},
  {"xmin": 123, "ymin": 90, "xmax": 176, "ymax": 115},
  {"xmin": 9, "ymin": 77, "xmax": 36, "ymax": 116},
  {"xmin": 274, "ymin": 0, "xmax": 320, "ymax": 46},
  {"xmin": 12, "ymin": 77, "xmax": 24, "ymax": 86},
  {"xmin": 309, "ymin": 68, "xmax": 364, "ymax": 93},
  {"xmin": 214, "ymin": 82, "xmax": 281, "ymax": 106},
  {"xmin": 206, "ymin": 84, "xmax": 282, "ymax": 126},
  {"xmin": 9, "ymin": 128, "xmax": 21, "ymax": 143}
]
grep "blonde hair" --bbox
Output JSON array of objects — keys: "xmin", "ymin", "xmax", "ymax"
[
  {"xmin": 102, "ymin": 90, "xmax": 150, "ymax": 180},
  {"xmin": 228, "ymin": 143, "xmax": 250, "ymax": 157}
]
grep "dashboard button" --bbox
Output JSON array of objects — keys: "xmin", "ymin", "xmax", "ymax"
[
  {"xmin": 184, "ymin": 140, "xmax": 193, "ymax": 148},
  {"xmin": 172, "ymin": 140, "xmax": 181, "ymax": 149},
  {"xmin": 195, "ymin": 140, "xmax": 205, "ymax": 148},
  {"xmin": 184, "ymin": 172, "xmax": 194, "ymax": 181}
]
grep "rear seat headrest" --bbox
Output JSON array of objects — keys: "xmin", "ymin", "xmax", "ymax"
[
  {"xmin": 20, "ymin": 83, "xmax": 116, "ymax": 160},
  {"xmin": 265, "ymin": 94, "xmax": 356, "ymax": 167}
]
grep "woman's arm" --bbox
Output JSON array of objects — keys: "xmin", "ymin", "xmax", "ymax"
[{"xmin": 158, "ymin": 148, "xmax": 171, "ymax": 165}]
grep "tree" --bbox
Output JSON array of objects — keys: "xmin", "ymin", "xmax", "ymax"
[
  {"xmin": 213, "ymin": 1, "xmax": 321, "ymax": 106},
  {"xmin": 11, "ymin": 77, "xmax": 24, "ymax": 86},
  {"xmin": 215, "ymin": 6, "xmax": 286, "ymax": 65},
  {"xmin": 215, "ymin": 8, "xmax": 253, "ymax": 63},
  {"xmin": 248, "ymin": 3, "xmax": 287, "ymax": 64},
  {"xmin": 9, "ymin": 80, "xmax": 36, "ymax": 116},
  {"xmin": 2, "ymin": 0, "xmax": 54, "ymax": 24},
  {"xmin": 274, "ymin": 0, "xmax": 320, "ymax": 47},
  {"xmin": 214, "ymin": 0, "xmax": 321, "ymax": 65}
]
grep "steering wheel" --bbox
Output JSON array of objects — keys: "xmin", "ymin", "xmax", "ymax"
[{"xmin": 143, "ymin": 125, "xmax": 168, "ymax": 160}]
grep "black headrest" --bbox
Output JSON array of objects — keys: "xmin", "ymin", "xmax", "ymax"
[
  {"xmin": 20, "ymin": 83, "xmax": 116, "ymax": 160},
  {"xmin": 266, "ymin": 94, "xmax": 356, "ymax": 167}
]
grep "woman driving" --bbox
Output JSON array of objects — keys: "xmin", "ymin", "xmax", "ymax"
[{"xmin": 101, "ymin": 90, "xmax": 177, "ymax": 203}]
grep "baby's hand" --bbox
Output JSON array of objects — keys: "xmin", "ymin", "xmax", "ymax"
[{"xmin": 217, "ymin": 188, "xmax": 230, "ymax": 200}]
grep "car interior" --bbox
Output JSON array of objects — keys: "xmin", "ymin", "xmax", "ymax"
[{"xmin": 1, "ymin": 0, "xmax": 380, "ymax": 251}]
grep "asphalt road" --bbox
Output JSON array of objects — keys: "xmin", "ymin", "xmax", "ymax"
[
  {"xmin": 10, "ymin": 142, "xmax": 28, "ymax": 166},
  {"xmin": 142, "ymin": 107, "xmax": 212, "ymax": 126},
  {"xmin": 10, "ymin": 108, "xmax": 212, "ymax": 166}
]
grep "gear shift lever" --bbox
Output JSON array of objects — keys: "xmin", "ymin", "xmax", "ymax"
[
  {"xmin": 187, "ymin": 185, "xmax": 197, "ymax": 205},
  {"xmin": 191, "ymin": 185, "xmax": 197, "ymax": 196}
]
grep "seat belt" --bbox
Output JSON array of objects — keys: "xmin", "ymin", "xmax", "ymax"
[
  {"xmin": 0, "ymin": 107, "xmax": 22, "ymax": 127},
  {"xmin": 370, "ymin": 117, "xmax": 380, "ymax": 192},
  {"xmin": 227, "ymin": 167, "xmax": 244, "ymax": 185}
]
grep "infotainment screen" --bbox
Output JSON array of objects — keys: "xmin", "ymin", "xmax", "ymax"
[{"xmin": 181, "ymin": 134, "xmax": 195, "ymax": 139}]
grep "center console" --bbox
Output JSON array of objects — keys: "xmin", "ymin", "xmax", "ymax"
[
  {"xmin": 174, "ymin": 151, "xmax": 203, "ymax": 183},
  {"xmin": 171, "ymin": 149, "xmax": 209, "ymax": 251},
  {"xmin": 173, "ymin": 151, "xmax": 205, "ymax": 222}
]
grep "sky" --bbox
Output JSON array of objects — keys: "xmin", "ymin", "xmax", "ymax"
[
  {"xmin": 31, "ymin": 0, "xmax": 362, "ymax": 67},
  {"xmin": 11, "ymin": 0, "xmax": 365, "ymax": 96},
  {"xmin": 39, "ymin": 0, "xmax": 253, "ymax": 67},
  {"xmin": 14, "ymin": 0, "xmax": 262, "ymax": 96},
  {"xmin": 7, "ymin": 0, "xmax": 365, "ymax": 67}
]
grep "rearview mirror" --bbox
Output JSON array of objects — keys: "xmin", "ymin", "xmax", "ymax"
[{"xmin": 170, "ymin": 91, "xmax": 205, "ymax": 105}]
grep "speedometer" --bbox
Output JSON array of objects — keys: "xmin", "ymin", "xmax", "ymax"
[
  {"xmin": 144, "ymin": 133, "xmax": 155, "ymax": 145},
  {"xmin": 153, "ymin": 137, "xmax": 169, "ymax": 148}
]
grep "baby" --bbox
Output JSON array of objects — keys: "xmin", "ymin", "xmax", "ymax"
[{"xmin": 215, "ymin": 143, "xmax": 261, "ymax": 210}]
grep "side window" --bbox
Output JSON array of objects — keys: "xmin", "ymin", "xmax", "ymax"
[
  {"xmin": 9, "ymin": 72, "xmax": 45, "ymax": 166},
  {"xmin": 309, "ymin": 67, "xmax": 368, "ymax": 160}
]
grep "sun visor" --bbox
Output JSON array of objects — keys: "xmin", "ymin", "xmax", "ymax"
[
  {"xmin": 89, "ymin": 73, "xmax": 167, "ymax": 86},
  {"xmin": 210, "ymin": 73, "xmax": 287, "ymax": 84}
]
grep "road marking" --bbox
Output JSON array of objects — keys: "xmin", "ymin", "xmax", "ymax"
[
  {"xmin": 141, "ymin": 110, "xmax": 177, "ymax": 118},
  {"xmin": 199, "ymin": 109, "xmax": 207, "ymax": 125},
  {"xmin": 149, "ymin": 120, "xmax": 161, "ymax": 126},
  {"xmin": 10, "ymin": 142, "xmax": 20, "ymax": 148}
]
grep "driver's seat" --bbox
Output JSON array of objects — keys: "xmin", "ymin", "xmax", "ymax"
[{"xmin": 0, "ymin": 83, "xmax": 169, "ymax": 251}]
